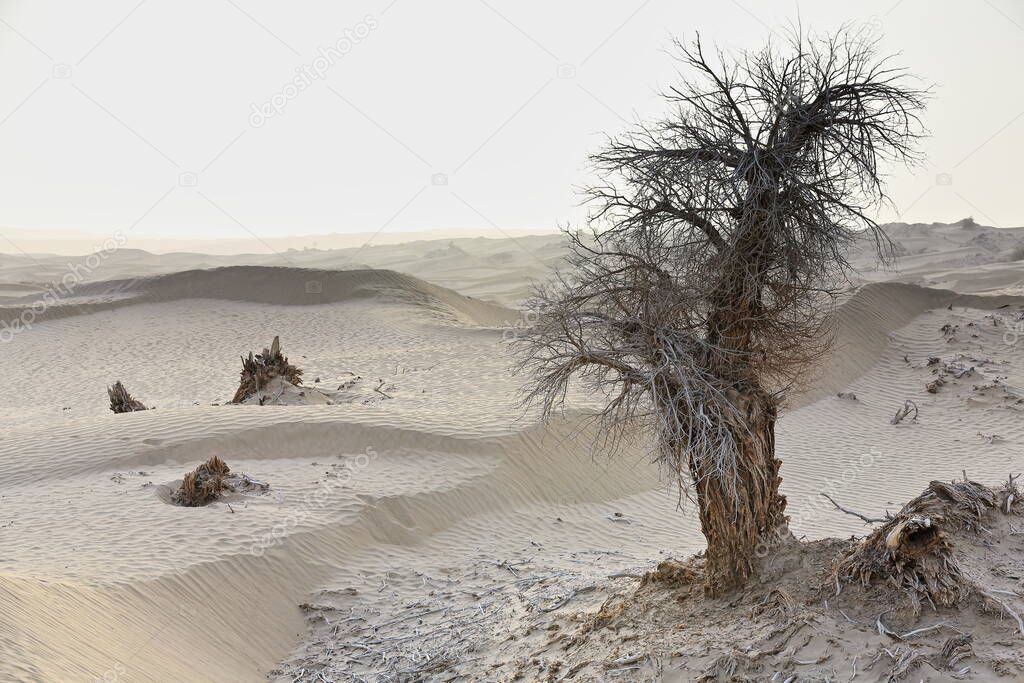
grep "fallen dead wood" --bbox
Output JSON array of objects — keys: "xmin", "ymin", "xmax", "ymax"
[
  {"xmin": 940, "ymin": 633, "xmax": 973, "ymax": 669},
  {"xmin": 373, "ymin": 379, "xmax": 393, "ymax": 399},
  {"xmin": 978, "ymin": 589, "xmax": 1024, "ymax": 635},
  {"xmin": 890, "ymin": 400, "xmax": 918, "ymax": 425},
  {"xmin": 107, "ymin": 381, "xmax": 147, "ymax": 413},
  {"xmin": 821, "ymin": 493, "xmax": 889, "ymax": 524}
]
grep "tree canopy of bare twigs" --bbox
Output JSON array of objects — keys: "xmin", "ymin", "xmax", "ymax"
[{"xmin": 515, "ymin": 27, "xmax": 927, "ymax": 591}]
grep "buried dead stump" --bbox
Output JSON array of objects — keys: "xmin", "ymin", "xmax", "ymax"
[
  {"xmin": 107, "ymin": 381, "xmax": 147, "ymax": 413},
  {"xmin": 833, "ymin": 478, "xmax": 1017, "ymax": 613},
  {"xmin": 232, "ymin": 335, "xmax": 304, "ymax": 404},
  {"xmin": 171, "ymin": 456, "xmax": 269, "ymax": 506},
  {"xmin": 173, "ymin": 456, "xmax": 231, "ymax": 506}
]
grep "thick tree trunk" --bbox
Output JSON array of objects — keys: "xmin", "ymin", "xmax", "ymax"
[{"xmin": 689, "ymin": 388, "xmax": 788, "ymax": 594}]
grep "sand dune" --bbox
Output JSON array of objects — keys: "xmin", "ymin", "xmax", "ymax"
[
  {"xmin": 0, "ymin": 409, "xmax": 661, "ymax": 681},
  {"xmin": 851, "ymin": 218, "xmax": 1024, "ymax": 294},
  {"xmin": 802, "ymin": 281, "xmax": 1024, "ymax": 404},
  {"xmin": 0, "ymin": 266, "xmax": 518, "ymax": 331},
  {"xmin": 0, "ymin": 234, "xmax": 565, "ymax": 308},
  {"xmin": 3, "ymin": 227, "xmax": 1024, "ymax": 680}
]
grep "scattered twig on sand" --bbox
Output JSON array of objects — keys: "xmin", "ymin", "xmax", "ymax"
[
  {"xmin": 872, "ymin": 645, "xmax": 922, "ymax": 681},
  {"xmin": 890, "ymin": 400, "xmax": 918, "ymax": 425},
  {"xmin": 1005, "ymin": 474, "xmax": 1021, "ymax": 512},
  {"xmin": 978, "ymin": 589, "xmax": 1024, "ymax": 635},
  {"xmin": 940, "ymin": 633, "xmax": 974, "ymax": 670},
  {"xmin": 837, "ymin": 608, "xmax": 857, "ymax": 624},
  {"xmin": 876, "ymin": 613, "xmax": 903, "ymax": 641},
  {"xmin": 899, "ymin": 621, "xmax": 948, "ymax": 639},
  {"xmin": 607, "ymin": 652, "xmax": 647, "ymax": 667},
  {"xmin": 540, "ymin": 585, "xmax": 596, "ymax": 612},
  {"xmin": 373, "ymin": 379, "xmax": 393, "ymax": 399},
  {"xmin": 821, "ymin": 493, "xmax": 889, "ymax": 524}
]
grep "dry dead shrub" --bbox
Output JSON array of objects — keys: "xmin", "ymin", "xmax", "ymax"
[
  {"xmin": 232, "ymin": 335, "xmax": 304, "ymax": 404},
  {"xmin": 833, "ymin": 479, "xmax": 1015, "ymax": 612},
  {"xmin": 172, "ymin": 456, "xmax": 233, "ymax": 507},
  {"xmin": 107, "ymin": 381, "xmax": 147, "ymax": 413}
]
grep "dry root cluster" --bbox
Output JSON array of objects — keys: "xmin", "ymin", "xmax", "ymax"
[
  {"xmin": 171, "ymin": 456, "xmax": 268, "ymax": 507},
  {"xmin": 834, "ymin": 478, "xmax": 1020, "ymax": 613},
  {"xmin": 107, "ymin": 381, "xmax": 147, "ymax": 413},
  {"xmin": 172, "ymin": 456, "xmax": 233, "ymax": 506},
  {"xmin": 232, "ymin": 335, "xmax": 303, "ymax": 404}
]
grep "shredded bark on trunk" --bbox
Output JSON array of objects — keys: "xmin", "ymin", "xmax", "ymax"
[
  {"xmin": 107, "ymin": 381, "xmax": 147, "ymax": 413},
  {"xmin": 693, "ymin": 389, "xmax": 788, "ymax": 590}
]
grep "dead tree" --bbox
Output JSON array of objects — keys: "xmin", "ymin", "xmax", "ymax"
[
  {"xmin": 107, "ymin": 381, "xmax": 147, "ymax": 413},
  {"xmin": 232, "ymin": 335, "xmax": 304, "ymax": 404},
  {"xmin": 515, "ymin": 29, "xmax": 926, "ymax": 593}
]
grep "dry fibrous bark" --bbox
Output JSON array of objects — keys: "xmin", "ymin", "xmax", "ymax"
[
  {"xmin": 232, "ymin": 335, "xmax": 304, "ymax": 404},
  {"xmin": 833, "ymin": 478, "xmax": 1018, "ymax": 613},
  {"xmin": 939, "ymin": 633, "xmax": 973, "ymax": 670},
  {"xmin": 516, "ymin": 28, "xmax": 927, "ymax": 593},
  {"xmin": 107, "ymin": 381, "xmax": 147, "ymax": 413}
]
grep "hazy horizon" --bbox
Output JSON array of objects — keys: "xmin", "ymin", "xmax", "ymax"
[
  {"xmin": 2, "ymin": 0, "xmax": 1023, "ymax": 256},
  {"xmin": 0, "ymin": 215, "xmax": 1016, "ymax": 257}
]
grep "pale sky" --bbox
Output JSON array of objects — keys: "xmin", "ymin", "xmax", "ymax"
[{"xmin": 0, "ymin": 0, "xmax": 1022, "ymax": 251}]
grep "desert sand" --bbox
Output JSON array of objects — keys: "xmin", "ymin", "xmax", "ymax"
[{"xmin": 2, "ymin": 219, "xmax": 1024, "ymax": 681}]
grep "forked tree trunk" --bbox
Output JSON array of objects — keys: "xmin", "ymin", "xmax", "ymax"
[{"xmin": 687, "ymin": 388, "xmax": 788, "ymax": 594}]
